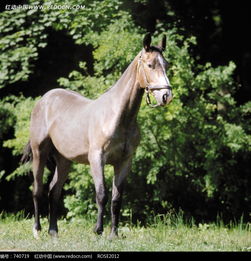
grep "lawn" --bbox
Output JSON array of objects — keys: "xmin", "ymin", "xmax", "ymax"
[{"xmin": 0, "ymin": 214, "xmax": 250, "ymax": 252}]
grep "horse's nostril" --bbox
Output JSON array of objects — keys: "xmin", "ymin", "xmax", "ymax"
[{"xmin": 163, "ymin": 94, "xmax": 168, "ymax": 104}]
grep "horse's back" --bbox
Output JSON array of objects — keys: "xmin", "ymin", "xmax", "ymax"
[
  {"xmin": 43, "ymin": 88, "xmax": 91, "ymax": 107},
  {"xmin": 31, "ymin": 88, "xmax": 91, "ymax": 128}
]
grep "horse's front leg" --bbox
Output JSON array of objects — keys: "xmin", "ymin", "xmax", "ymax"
[
  {"xmin": 89, "ymin": 150, "xmax": 107, "ymax": 235},
  {"xmin": 110, "ymin": 158, "xmax": 132, "ymax": 239}
]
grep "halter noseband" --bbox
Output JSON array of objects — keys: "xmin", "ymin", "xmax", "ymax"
[{"xmin": 138, "ymin": 53, "xmax": 172, "ymax": 108}]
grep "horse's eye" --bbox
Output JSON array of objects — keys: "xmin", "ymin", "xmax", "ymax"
[{"xmin": 148, "ymin": 64, "xmax": 152, "ymax": 68}]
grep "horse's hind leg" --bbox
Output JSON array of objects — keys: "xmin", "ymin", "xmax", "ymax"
[
  {"xmin": 31, "ymin": 143, "xmax": 48, "ymax": 239},
  {"xmin": 48, "ymin": 154, "xmax": 71, "ymax": 237}
]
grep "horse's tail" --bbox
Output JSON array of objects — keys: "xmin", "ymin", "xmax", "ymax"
[
  {"xmin": 20, "ymin": 140, "xmax": 33, "ymax": 164},
  {"xmin": 20, "ymin": 140, "xmax": 56, "ymax": 173}
]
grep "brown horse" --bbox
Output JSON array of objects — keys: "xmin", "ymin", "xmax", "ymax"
[{"xmin": 22, "ymin": 33, "xmax": 172, "ymax": 239}]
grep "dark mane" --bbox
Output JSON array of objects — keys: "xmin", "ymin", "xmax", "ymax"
[{"xmin": 149, "ymin": 46, "xmax": 163, "ymax": 53}]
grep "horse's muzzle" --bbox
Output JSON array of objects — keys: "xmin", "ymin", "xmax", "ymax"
[
  {"xmin": 162, "ymin": 93, "xmax": 168, "ymax": 104},
  {"xmin": 151, "ymin": 86, "xmax": 172, "ymax": 106},
  {"xmin": 163, "ymin": 86, "xmax": 172, "ymax": 105}
]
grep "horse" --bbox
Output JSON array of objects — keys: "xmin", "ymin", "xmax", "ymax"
[{"xmin": 21, "ymin": 33, "xmax": 173, "ymax": 239}]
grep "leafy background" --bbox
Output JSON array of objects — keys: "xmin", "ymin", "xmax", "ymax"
[{"xmin": 0, "ymin": 0, "xmax": 250, "ymax": 224}]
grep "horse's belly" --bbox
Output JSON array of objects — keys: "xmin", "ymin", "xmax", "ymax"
[
  {"xmin": 52, "ymin": 137, "xmax": 89, "ymax": 163},
  {"xmin": 49, "ymin": 123, "xmax": 89, "ymax": 163}
]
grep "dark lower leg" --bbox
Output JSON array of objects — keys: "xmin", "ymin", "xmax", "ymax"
[
  {"xmin": 110, "ymin": 186, "xmax": 124, "ymax": 237},
  {"xmin": 94, "ymin": 186, "xmax": 107, "ymax": 235},
  {"xmin": 48, "ymin": 182, "xmax": 66, "ymax": 236},
  {"xmin": 94, "ymin": 208, "xmax": 104, "ymax": 235},
  {"xmin": 48, "ymin": 158, "xmax": 70, "ymax": 237},
  {"xmin": 48, "ymin": 193, "xmax": 59, "ymax": 235},
  {"xmin": 33, "ymin": 195, "xmax": 42, "ymax": 232},
  {"xmin": 32, "ymin": 176, "xmax": 44, "ymax": 237},
  {"xmin": 111, "ymin": 198, "xmax": 123, "ymax": 236},
  {"xmin": 32, "ymin": 150, "xmax": 46, "ymax": 237}
]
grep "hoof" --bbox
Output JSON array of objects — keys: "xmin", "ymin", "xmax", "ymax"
[
  {"xmin": 93, "ymin": 225, "xmax": 103, "ymax": 235},
  {"xmin": 109, "ymin": 228, "xmax": 118, "ymax": 240},
  {"xmin": 33, "ymin": 226, "xmax": 41, "ymax": 239},
  {"xmin": 49, "ymin": 230, "xmax": 58, "ymax": 238},
  {"xmin": 109, "ymin": 233, "xmax": 118, "ymax": 241}
]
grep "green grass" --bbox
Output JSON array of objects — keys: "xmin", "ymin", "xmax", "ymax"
[{"xmin": 0, "ymin": 213, "xmax": 250, "ymax": 252}]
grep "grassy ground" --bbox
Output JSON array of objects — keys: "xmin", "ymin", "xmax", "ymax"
[{"xmin": 0, "ymin": 214, "xmax": 250, "ymax": 252}]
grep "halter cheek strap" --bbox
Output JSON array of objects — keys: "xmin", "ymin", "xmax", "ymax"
[{"xmin": 138, "ymin": 53, "xmax": 172, "ymax": 108}]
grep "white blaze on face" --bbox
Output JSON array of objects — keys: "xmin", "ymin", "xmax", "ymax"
[
  {"xmin": 158, "ymin": 54, "xmax": 171, "ymax": 87},
  {"xmin": 152, "ymin": 54, "xmax": 172, "ymax": 105}
]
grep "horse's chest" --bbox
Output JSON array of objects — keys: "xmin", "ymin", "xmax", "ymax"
[{"xmin": 104, "ymin": 126, "xmax": 139, "ymax": 163}]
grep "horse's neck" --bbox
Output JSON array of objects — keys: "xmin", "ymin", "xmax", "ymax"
[{"xmin": 108, "ymin": 55, "xmax": 144, "ymax": 125}]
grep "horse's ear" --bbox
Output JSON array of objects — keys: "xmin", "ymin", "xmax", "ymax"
[
  {"xmin": 143, "ymin": 33, "xmax": 151, "ymax": 51},
  {"xmin": 158, "ymin": 34, "xmax": 166, "ymax": 51}
]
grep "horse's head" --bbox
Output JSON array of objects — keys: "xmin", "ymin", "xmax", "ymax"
[{"xmin": 137, "ymin": 33, "xmax": 173, "ymax": 107}]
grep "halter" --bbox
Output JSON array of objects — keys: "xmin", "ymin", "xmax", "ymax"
[{"xmin": 138, "ymin": 53, "xmax": 172, "ymax": 108}]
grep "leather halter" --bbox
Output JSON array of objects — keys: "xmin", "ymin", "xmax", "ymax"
[{"xmin": 138, "ymin": 53, "xmax": 172, "ymax": 108}]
